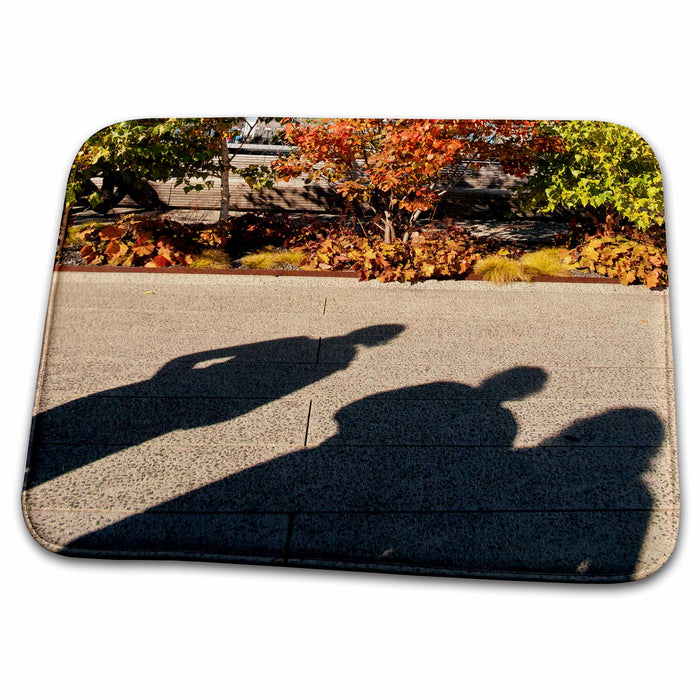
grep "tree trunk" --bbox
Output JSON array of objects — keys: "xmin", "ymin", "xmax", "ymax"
[
  {"xmin": 219, "ymin": 137, "xmax": 231, "ymax": 220},
  {"xmin": 403, "ymin": 209, "xmax": 422, "ymax": 243},
  {"xmin": 383, "ymin": 210, "xmax": 396, "ymax": 243},
  {"xmin": 57, "ymin": 203, "xmax": 73, "ymax": 253},
  {"xmin": 91, "ymin": 172, "xmax": 125, "ymax": 214}
]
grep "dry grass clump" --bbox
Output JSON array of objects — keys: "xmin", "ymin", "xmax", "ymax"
[
  {"xmin": 520, "ymin": 248, "xmax": 571, "ymax": 277},
  {"xmin": 239, "ymin": 247, "xmax": 307, "ymax": 270},
  {"xmin": 474, "ymin": 255, "xmax": 531, "ymax": 284},
  {"xmin": 189, "ymin": 250, "xmax": 233, "ymax": 269}
]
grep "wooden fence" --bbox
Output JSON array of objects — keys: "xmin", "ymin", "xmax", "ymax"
[{"xmin": 116, "ymin": 148, "xmax": 529, "ymax": 217}]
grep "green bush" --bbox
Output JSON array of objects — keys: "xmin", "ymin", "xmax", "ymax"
[{"xmin": 519, "ymin": 121, "xmax": 664, "ymax": 233}]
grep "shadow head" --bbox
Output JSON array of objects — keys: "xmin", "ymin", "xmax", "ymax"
[
  {"xmin": 478, "ymin": 366, "xmax": 549, "ymax": 402},
  {"xmin": 344, "ymin": 324, "xmax": 405, "ymax": 347}
]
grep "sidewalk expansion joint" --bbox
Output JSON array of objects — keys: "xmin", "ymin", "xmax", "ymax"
[{"xmin": 303, "ymin": 399, "xmax": 313, "ymax": 447}]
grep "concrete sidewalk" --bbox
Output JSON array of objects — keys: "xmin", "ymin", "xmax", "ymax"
[{"xmin": 23, "ymin": 272, "xmax": 679, "ymax": 581}]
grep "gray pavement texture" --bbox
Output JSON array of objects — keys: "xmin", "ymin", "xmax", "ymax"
[{"xmin": 23, "ymin": 272, "xmax": 679, "ymax": 581}]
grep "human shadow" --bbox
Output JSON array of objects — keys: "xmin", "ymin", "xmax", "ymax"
[
  {"xmin": 25, "ymin": 324, "xmax": 405, "ymax": 488},
  {"xmin": 64, "ymin": 367, "xmax": 666, "ymax": 580}
]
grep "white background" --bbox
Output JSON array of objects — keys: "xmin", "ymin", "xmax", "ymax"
[{"xmin": 1, "ymin": 2, "xmax": 697, "ymax": 697}]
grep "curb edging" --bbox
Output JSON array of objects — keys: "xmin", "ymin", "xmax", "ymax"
[{"xmin": 53, "ymin": 265, "xmax": 620, "ymax": 285}]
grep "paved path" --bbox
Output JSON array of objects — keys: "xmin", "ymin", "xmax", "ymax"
[{"xmin": 23, "ymin": 272, "xmax": 678, "ymax": 581}]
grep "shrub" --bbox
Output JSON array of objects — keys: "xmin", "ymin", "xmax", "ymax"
[
  {"xmin": 73, "ymin": 213, "xmax": 298, "ymax": 268},
  {"xmin": 563, "ymin": 235, "xmax": 667, "ymax": 289},
  {"xmin": 305, "ymin": 227, "xmax": 482, "ymax": 282},
  {"xmin": 474, "ymin": 255, "xmax": 531, "ymax": 284},
  {"xmin": 520, "ymin": 248, "xmax": 571, "ymax": 277},
  {"xmin": 76, "ymin": 214, "xmax": 197, "ymax": 267},
  {"xmin": 519, "ymin": 121, "xmax": 665, "ymax": 234}
]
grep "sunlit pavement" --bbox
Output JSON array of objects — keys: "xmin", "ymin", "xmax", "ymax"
[{"xmin": 23, "ymin": 271, "xmax": 678, "ymax": 581}]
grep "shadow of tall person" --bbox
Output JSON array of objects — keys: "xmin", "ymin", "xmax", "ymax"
[
  {"xmin": 64, "ymin": 367, "xmax": 666, "ymax": 579},
  {"xmin": 25, "ymin": 323, "xmax": 405, "ymax": 488}
]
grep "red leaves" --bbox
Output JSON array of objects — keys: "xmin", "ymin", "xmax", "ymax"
[
  {"xmin": 273, "ymin": 119, "xmax": 556, "ymax": 240},
  {"xmin": 132, "ymin": 243, "xmax": 156, "ymax": 257},
  {"xmin": 79, "ymin": 243, "xmax": 103, "ymax": 265},
  {"xmin": 103, "ymin": 240, "xmax": 123, "ymax": 257},
  {"xmin": 148, "ymin": 255, "xmax": 171, "ymax": 267},
  {"xmin": 97, "ymin": 225, "xmax": 123, "ymax": 240},
  {"xmin": 75, "ymin": 213, "xmax": 299, "ymax": 269},
  {"xmin": 303, "ymin": 224, "xmax": 486, "ymax": 283},
  {"xmin": 566, "ymin": 234, "xmax": 668, "ymax": 288},
  {"xmin": 78, "ymin": 214, "xmax": 197, "ymax": 267}
]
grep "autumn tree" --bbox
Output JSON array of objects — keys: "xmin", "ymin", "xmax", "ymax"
[{"xmin": 274, "ymin": 118, "xmax": 554, "ymax": 243}]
